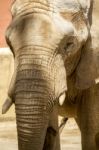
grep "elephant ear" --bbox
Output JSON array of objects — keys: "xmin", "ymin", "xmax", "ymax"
[
  {"xmin": 75, "ymin": 37, "xmax": 97, "ymax": 89},
  {"xmin": 79, "ymin": 0, "xmax": 93, "ymax": 25},
  {"xmin": 75, "ymin": 0, "xmax": 96, "ymax": 89}
]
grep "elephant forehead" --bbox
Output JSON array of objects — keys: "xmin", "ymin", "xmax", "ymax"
[
  {"xmin": 8, "ymin": 14, "xmax": 66, "ymax": 49},
  {"xmin": 52, "ymin": 0, "xmax": 80, "ymax": 12},
  {"xmin": 11, "ymin": 0, "xmax": 88, "ymax": 16},
  {"xmin": 12, "ymin": 0, "xmax": 80, "ymax": 11},
  {"xmin": 51, "ymin": 0, "xmax": 90, "ymax": 12}
]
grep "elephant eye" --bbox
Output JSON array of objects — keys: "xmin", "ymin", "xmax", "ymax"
[{"xmin": 64, "ymin": 42, "xmax": 74, "ymax": 51}]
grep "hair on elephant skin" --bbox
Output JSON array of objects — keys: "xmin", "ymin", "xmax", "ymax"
[{"xmin": 2, "ymin": 0, "xmax": 99, "ymax": 150}]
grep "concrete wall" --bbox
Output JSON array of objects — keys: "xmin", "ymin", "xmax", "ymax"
[{"xmin": 0, "ymin": 48, "xmax": 15, "ymax": 120}]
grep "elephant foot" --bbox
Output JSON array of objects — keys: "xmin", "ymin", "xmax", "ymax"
[{"xmin": 2, "ymin": 97, "xmax": 13, "ymax": 114}]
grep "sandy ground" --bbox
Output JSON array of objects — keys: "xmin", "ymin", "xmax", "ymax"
[
  {"xmin": 0, "ymin": 119, "xmax": 81, "ymax": 150},
  {"xmin": 60, "ymin": 119, "xmax": 81, "ymax": 150}
]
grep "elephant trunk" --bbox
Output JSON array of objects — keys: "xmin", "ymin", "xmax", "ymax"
[
  {"xmin": 15, "ymin": 93, "xmax": 49, "ymax": 150},
  {"xmin": 15, "ymin": 71, "xmax": 52, "ymax": 150},
  {"xmin": 14, "ymin": 46, "xmax": 66, "ymax": 150}
]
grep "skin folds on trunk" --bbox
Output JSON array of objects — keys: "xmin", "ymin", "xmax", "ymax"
[
  {"xmin": 15, "ymin": 92, "xmax": 49, "ymax": 150},
  {"xmin": 13, "ymin": 45, "xmax": 66, "ymax": 150},
  {"xmin": 14, "ymin": 47, "xmax": 54, "ymax": 150}
]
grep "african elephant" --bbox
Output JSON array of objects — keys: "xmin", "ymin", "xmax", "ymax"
[{"xmin": 2, "ymin": 0, "xmax": 99, "ymax": 150}]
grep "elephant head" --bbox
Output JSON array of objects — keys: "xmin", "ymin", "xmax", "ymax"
[{"xmin": 3, "ymin": 0, "xmax": 96, "ymax": 150}]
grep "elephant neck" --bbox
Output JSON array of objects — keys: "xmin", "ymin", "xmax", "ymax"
[{"xmin": 11, "ymin": 0, "xmax": 55, "ymax": 17}]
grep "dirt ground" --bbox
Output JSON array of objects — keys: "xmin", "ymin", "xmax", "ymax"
[{"xmin": 0, "ymin": 119, "xmax": 81, "ymax": 150}]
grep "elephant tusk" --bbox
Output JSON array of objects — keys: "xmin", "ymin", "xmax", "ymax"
[
  {"xmin": 59, "ymin": 92, "xmax": 66, "ymax": 106},
  {"xmin": 2, "ymin": 97, "xmax": 13, "ymax": 114}
]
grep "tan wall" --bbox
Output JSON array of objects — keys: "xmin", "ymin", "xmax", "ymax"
[{"xmin": 0, "ymin": 48, "xmax": 15, "ymax": 120}]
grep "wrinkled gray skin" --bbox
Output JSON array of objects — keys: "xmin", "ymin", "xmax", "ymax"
[{"xmin": 2, "ymin": 0, "xmax": 99, "ymax": 150}]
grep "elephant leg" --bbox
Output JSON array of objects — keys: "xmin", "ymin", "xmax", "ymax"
[
  {"xmin": 77, "ymin": 86, "xmax": 99, "ymax": 150},
  {"xmin": 43, "ymin": 105, "xmax": 60, "ymax": 150}
]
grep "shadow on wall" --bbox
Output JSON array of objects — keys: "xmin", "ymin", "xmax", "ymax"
[{"xmin": 0, "ymin": 48, "xmax": 15, "ymax": 121}]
